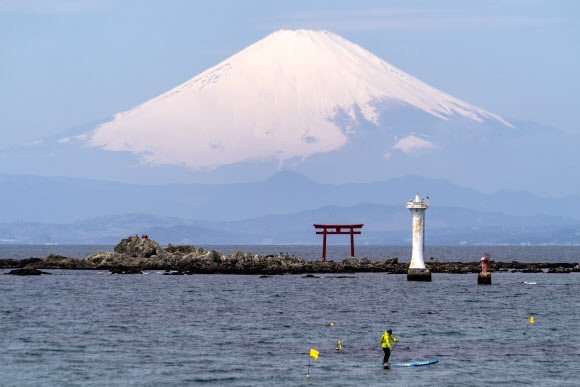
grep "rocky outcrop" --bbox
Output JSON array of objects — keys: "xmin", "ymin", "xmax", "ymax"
[
  {"xmin": 114, "ymin": 235, "xmax": 165, "ymax": 258},
  {"xmin": 24, "ymin": 254, "xmax": 98, "ymax": 270},
  {"xmin": 0, "ymin": 258, "xmax": 43, "ymax": 269},
  {"xmin": 6, "ymin": 268, "xmax": 50, "ymax": 275},
  {"xmin": 547, "ymin": 266, "xmax": 571, "ymax": 273},
  {"xmin": 1, "ymin": 236, "xmax": 579, "ymax": 275},
  {"xmin": 427, "ymin": 261, "xmax": 480, "ymax": 274}
]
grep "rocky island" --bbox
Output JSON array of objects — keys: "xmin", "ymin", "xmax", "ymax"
[{"xmin": 1, "ymin": 236, "xmax": 579, "ymax": 275}]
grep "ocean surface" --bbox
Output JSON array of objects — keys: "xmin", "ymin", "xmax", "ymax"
[{"xmin": 1, "ymin": 245, "xmax": 579, "ymax": 386}]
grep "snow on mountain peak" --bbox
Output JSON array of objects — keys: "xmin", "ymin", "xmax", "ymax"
[{"xmin": 89, "ymin": 29, "xmax": 512, "ymax": 170}]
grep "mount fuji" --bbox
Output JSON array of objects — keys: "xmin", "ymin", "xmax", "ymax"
[
  {"xmin": 1, "ymin": 29, "xmax": 577, "ymax": 194},
  {"xmin": 89, "ymin": 29, "xmax": 512, "ymax": 171}
]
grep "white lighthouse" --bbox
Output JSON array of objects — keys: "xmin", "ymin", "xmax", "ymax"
[{"xmin": 406, "ymin": 193, "xmax": 432, "ymax": 281}]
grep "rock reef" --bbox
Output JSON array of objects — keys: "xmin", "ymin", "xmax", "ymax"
[
  {"xmin": 5, "ymin": 268, "xmax": 51, "ymax": 276},
  {"xmin": 1, "ymin": 236, "xmax": 579, "ymax": 275}
]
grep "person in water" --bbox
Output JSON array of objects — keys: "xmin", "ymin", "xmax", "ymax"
[{"xmin": 380, "ymin": 329, "xmax": 398, "ymax": 366}]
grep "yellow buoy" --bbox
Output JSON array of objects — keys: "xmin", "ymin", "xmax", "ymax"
[
  {"xmin": 336, "ymin": 339, "xmax": 342, "ymax": 351},
  {"xmin": 329, "ymin": 322, "xmax": 334, "ymax": 326}
]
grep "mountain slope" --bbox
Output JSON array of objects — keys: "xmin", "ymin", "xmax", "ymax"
[{"xmin": 88, "ymin": 29, "xmax": 512, "ymax": 170}]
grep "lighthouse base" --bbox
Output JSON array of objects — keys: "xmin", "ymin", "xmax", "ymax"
[
  {"xmin": 407, "ymin": 268, "xmax": 431, "ymax": 282},
  {"xmin": 478, "ymin": 273, "xmax": 492, "ymax": 285}
]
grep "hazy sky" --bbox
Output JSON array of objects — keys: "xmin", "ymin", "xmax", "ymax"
[{"xmin": 1, "ymin": 0, "xmax": 578, "ymax": 148}]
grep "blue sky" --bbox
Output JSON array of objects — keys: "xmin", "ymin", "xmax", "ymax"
[{"xmin": 1, "ymin": 0, "xmax": 578, "ymax": 148}]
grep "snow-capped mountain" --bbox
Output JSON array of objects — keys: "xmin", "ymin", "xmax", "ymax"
[
  {"xmin": 4, "ymin": 29, "xmax": 578, "ymax": 195},
  {"xmin": 88, "ymin": 30, "xmax": 512, "ymax": 171}
]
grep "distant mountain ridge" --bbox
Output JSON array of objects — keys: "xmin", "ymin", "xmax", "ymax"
[
  {"xmin": 1, "ymin": 171, "xmax": 579, "ymax": 224},
  {"xmin": 1, "ymin": 204, "xmax": 579, "ymax": 246},
  {"xmin": 1, "ymin": 171, "xmax": 579, "ymax": 245}
]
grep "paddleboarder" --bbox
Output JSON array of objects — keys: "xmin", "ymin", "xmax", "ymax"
[{"xmin": 380, "ymin": 329, "xmax": 398, "ymax": 367}]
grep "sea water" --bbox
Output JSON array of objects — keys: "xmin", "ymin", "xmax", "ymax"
[{"xmin": 1, "ymin": 245, "xmax": 579, "ymax": 386}]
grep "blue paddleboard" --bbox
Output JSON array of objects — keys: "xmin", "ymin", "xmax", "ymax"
[
  {"xmin": 391, "ymin": 360, "xmax": 438, "ymax": 367},
  {"xmin": 362, "ymin": 360, "xmax": 438, "ymax": 368}
]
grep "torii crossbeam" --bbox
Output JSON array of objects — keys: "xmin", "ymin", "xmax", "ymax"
[{"xmin": 313, "ymin": 224, "xmax": 364, "ymax": 262}]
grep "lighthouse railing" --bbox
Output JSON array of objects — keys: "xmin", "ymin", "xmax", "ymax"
[{"xmin": 406, "ymin": 198, "xmax": 429, "ymax": 207}]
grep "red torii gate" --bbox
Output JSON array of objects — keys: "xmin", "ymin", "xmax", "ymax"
[{"xmin": 313, "ymin": 224, "xmax": 364, "ymax": 262}]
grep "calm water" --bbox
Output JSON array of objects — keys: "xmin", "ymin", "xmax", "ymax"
[{"xmin": 1, "ymin": 245, "xmax": 579, "ymax": 386}]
